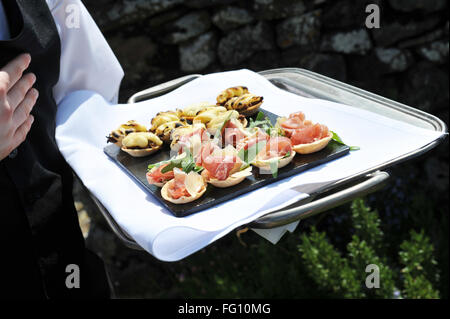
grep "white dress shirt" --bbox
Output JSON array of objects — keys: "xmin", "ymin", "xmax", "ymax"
[{"xmin": 0, "ymin": 0, "xmax": 124, "ymax": 104}]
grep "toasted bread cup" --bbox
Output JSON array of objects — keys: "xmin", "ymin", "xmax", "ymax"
[
  {"xmin": 239, "ymin": 101, "xmax": 263, "ymax": 117},
  {"xmin": 252, "ymin": 150, "xmax": 296, "ymax": 171},
  {"xmin": 292, "ymin": 132, "xmax": 333, "ymax": 155},
  {"xmin": 207, "ymin": 166, "xmax": 253, "ymax": 188},
  {"xmin": 121, "ymin": 132, "xmax": 163, "ymax": 157},
  {"xmin": 160, "ymin": 172, "xmax": 207, "ymax": 204},
  {"xmin": 121, "ymin": 145, "xmax": 162, "ymax": 157}
]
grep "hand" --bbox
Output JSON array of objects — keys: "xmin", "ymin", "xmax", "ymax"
[{"xmin": 0, "ymin": 54, "xmax": 39, "ymax": 161}]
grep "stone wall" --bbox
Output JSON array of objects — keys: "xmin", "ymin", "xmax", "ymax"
[{"xmin": 84, "ymin": 0, "xmax": 448, "ymax": 119}]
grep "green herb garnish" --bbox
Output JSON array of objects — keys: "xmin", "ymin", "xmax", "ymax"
[
  {"xmin": 255, "ymin": 111, "xmax": 265, "ymax": 122},
  {"xmin": 147, "ymin": 159, "xmax": 171, "ymax": 171},
  {"xmin": 331, "ymin": 131, "xmax": 360, "ymax": 151},
  {"xmin": 248, "ymin": 111, "xmax": 274, "ymax": 135},
  {"xmin": 158, "ymin": 151, "xmax": 203, "ymax": 174},
  {"xmin": 282, "ymin": 151, "xmax": 291, "ymax": 159}
]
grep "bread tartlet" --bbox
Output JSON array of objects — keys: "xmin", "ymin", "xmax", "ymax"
[
  {"xmin": 107, "ymin": 120, "xmax": 148, "ymax": 147},
  {"xmin": 161, "ymin": 169, "xmax": 207, "ymax": 204},
  {"xmin": 121, "ymin": 132, "xmax": 163, "ymax": 157},
  {"xmin": 292, "ymin": 132, "xmax": 333, "ymax": 154}
]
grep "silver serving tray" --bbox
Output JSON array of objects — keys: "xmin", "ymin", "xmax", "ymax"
[{"xmin": 79, "ymin": 68, "xmax": 447, "ymax": 250}]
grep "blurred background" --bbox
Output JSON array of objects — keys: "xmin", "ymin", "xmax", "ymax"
[{"xmin": 75, "ymin": 0, "xmax": 448, "ymax": 298}]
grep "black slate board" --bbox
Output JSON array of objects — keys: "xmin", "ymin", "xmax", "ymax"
[{"xmin": 104, "ymin": 109, "xmax": 350, "ymax": 217}]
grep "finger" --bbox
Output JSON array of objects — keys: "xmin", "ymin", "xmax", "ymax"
[
  {"xmin": 7, "ymin": 73, "xmax": 36, "ymax": 110},
  {"xmin": 0, "ymin": 53, "xmax": 31, "ymax": 92},
  {"xmin": 11, "ymin": 114, "xmax": 34, "ymax": 149},
  {"xmin": 12, "ymin": 88, "xmax": 38, "ymax": 127}
]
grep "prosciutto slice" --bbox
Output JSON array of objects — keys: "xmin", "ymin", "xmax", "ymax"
[
  {"xmin": 196, "ymin": 143, "xmax": 241, "ymax": 181},
  {"xmin": 290, "ymin": 123, "xmax": 329, "ymax": 145},
  {"xmin": 259, "ymin": 136, "xmax": 293, "ymax": 160},
  {"xmin": 280, "ymin": 111, "xmax": 306, "ymax": 137},
  {"xmin": 167, "ymin": 168, "xmax": 190, "ymax": 199},
  {"xmin": 146, "ymin": 163, "xmax": 174, "ymax": 185},
  {"xmin": 222, "ymin": 119, "xmax": 248, "ymax": 147}
]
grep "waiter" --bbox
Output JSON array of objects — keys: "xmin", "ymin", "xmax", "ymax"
[{"xmin": 0, "ymin": 0, "xmax": 124, "ymax": 298}]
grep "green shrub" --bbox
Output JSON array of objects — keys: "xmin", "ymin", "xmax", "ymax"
[
  {"xmin": 298, "ymin": 198, "xmax": 440, "ymax": 299},
  {"xmin": 399, "ymin": 230, "xmax": 440, "ymax": 299}
]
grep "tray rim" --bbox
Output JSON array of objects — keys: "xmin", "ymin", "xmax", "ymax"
[
  {"xmin": 258, "ymin": 68, "xmax": 447, "ymax": 176},
  {"xmin": 260, "ymin": 68, "xmax": 448, "ymax": 133}
]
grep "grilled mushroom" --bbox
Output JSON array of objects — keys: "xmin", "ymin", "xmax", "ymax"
[
  {"xmin": 153, "ymin": 120, "xmax": 188, "ymax": 142},
  {"xmin": 179, "ymin": 102, "xmax": 216, "ymax": 121},
  {"xmin": 224, "ymin": 93, "xmax": 263, "ymax": 116},
  {"xmin": 193, "ymin": 106, "xmax": 227, "ymax": 124},
  {"xmin": 216, "ymin": 86, "xmax": 248, "ymax": 106},
  {"xmin": 120, "ymin": 132, "xmax": 163, "ymax": 157},
  {"xmin": 106, "ymin": 120, "xmax": 148, "ymax": 147},
  {"xmin": 150, "ymin": 111, "xmax": 182, "ymax": 132}
]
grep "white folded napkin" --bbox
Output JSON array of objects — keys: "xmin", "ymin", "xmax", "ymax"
[
  {"xmin": 252, "ymin": 221, "xmax": 300, "ymax": 244},
  {"xmin": 55, "ymin": 69, "xmax": 444, "ymax": 261}
]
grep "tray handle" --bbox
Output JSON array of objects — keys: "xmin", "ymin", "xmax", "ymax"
[
  {"xmin": 127, "ymin": 74, "xmax": 202, "ymax": 103},
  {"xmin": 248, "ymin": 171, "xmax": 390, "ymax": 229},
  {"xmin": 90, "ymin": 193, "xmax": 144, "ymax": 250}
]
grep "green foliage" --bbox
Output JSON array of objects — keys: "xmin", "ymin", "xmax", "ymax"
[
  {"xmin": 299, "ymin": 228, "xmax": 363, "ymax": 298},
  {"xmin": 350, "ymin": 199, "xmax": 383, "ymax": 253},
  {"xmin": 399, "ymin": 230, "xmax": 440, "ymax": 298},
  {"xmin": 117, "ymin": 197, "xmax": 444, "ymax": 299},
  {"xmin": 297, "ymin": 198, "xmax": 440, "ymax": 299},
  {"xmin": 347, "ymin": 235, "xmax": 396, "ymax": 298}
]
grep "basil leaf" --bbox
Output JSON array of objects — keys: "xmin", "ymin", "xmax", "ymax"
[
  {"xmin": 160, "ymin": 161, "xmax": 176, "ymax": 174},
  {"xmin": 331, "ymin": 131, "xmax": 345, "ymax": 145},
  {"xmin": 255, "ymin": 111, "xmax": 265, "ymax": 122},
  {"xmin": 147, "ymin": 158, "xmax": 171, "ymax": 171},
  {"xmin": 193, "ymin": 165, "xmax": 204, "ymax": 173},
  {"xmin": 160, "ymin": 153, "xmax": 188, "ymax": 173},
  {"xmin": 248, "ymin": 112, "xmax": 275, "ymax": 136},
  {"xmin": 282, "ymin": 151, "xmax": 291, "ymax": 159},
  {"xmin": 331, "ymin": 130, "xmax": 360, "ymax": 151},
  {"xmin": 249, "ymin": 119, "xmax": 271, "ymax": 129},
  {"xmin": 181, "ymin": 151, "xmax": 192, "ymax": 170},
  {"xmin": 147, "ymin": 163, "xmax": 160, "ymax": 170},
  {"xmin": 179, "ymin": 150, "xmax": 200, "ymax": 174}
]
